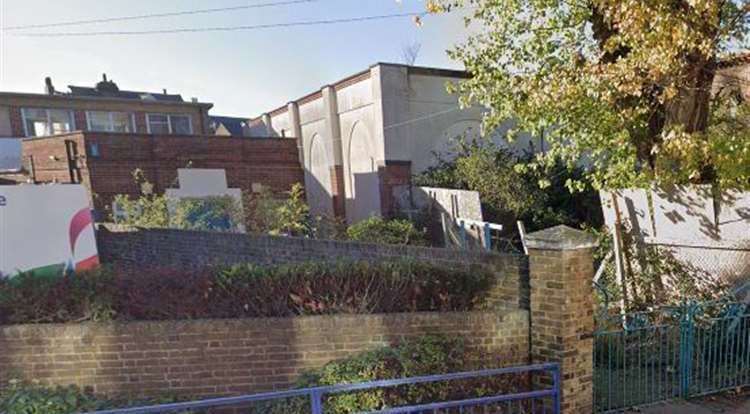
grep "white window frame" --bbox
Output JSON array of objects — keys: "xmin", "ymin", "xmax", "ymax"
[
  {"xmin": 146, "ymin": 113, "xmax": 193, "ymax": 135},
  {"xmin": 21, "ymin": 108, "xmax": 76, "ymax": 138},
  {"xmin": 85, "ymin": 111, "xmax": 136, "ymax": 133}
]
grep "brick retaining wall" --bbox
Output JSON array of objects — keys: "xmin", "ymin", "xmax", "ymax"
[
  {"xmin": 0, "ymin": 310, "xmax": 529, "ymax": 399},
  {"xmin": 96, "ymin": 225, "xmax": 529, "ymax": 310}
]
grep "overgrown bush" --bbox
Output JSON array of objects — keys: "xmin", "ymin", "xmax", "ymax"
[
  {"xmin": 414, "ymin": 141, "xmax": 603, "ymax": 231},
  {"xmin": 244, "ymin": 183, "xmax": 311, "ymax": 236},
  {"xmin": 346, "ymin": 217, "xmax": 428, "ymax": 246},
  {"xmin": 0, "ymin": 261, "xmax": 493, "ymax": 325},
  {"xmin": 264, "ymin": 335, "xmax": 528, "ymax": 414}
]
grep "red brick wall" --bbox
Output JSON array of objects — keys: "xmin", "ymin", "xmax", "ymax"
[
  {"xmin": 329, "ymin": 165, "xmax": 346, "ymax": 217},
  {"xmin": 22, "ymin": 132, "xmax": 305, "ymax": 212},
  {"xmin": 0, "ymin": 310, "xmax": 530, "ymax": 399},
  {"xmin": 21, "ymin": 134, "xmax": 93, "ymax": 197}
]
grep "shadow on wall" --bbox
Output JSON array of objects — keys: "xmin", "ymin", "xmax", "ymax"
[
  {"xmin": 305, "ymin": 173, "xmax": 332, "ymax": 218},
  {"xmin": 346, "ymin": 171, "xmax": 382, "ymax": 223},
  {"xmin": 602, "ymin": 186, "xmax": 750, "ymax": 299}
]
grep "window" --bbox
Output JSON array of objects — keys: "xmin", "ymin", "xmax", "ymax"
[
  {"xmin": 86, "ymin": 111, "xmax": 135, "ymax": 133},
  {"xmin": 21, "ymin": 108, "xmax": 75, "ymax": 137},
  {"xmin": 147, "ymin": 114, "xmax": 193, "ymax": 135}
]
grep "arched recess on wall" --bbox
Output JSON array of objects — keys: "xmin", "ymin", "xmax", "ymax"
[
  {"xmin": 306, "ymin": 133, "xmax": 332, "ymax": 216},
  {"xmin": 345, "ymin": 121, "xmax": 381, "ymax": 223}
]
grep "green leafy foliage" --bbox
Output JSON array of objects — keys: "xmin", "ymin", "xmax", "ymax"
[
  {"xmin": 346, "ymin": 217, "xmax": 428, "ymax": 246},
  {"xmin": 244, "ymin": 183, "xmax": 312, "ymax": 237},
  {"xmin": 113, "ymin": 169, "xmax": 242, "ymax": 232},
  {"xmin": 170, "ymin": 196, "xmax": 244, "ymax": 232},
  {"xmin": 0, "ymin": 381, "xmax": 194, "ymax": 414},
  {"xmin": 264, "ymin": 335, "xmax": 527, "ymax": 414},
  {"xmin": 415, "ymin": 141, "xmax": 603, "ymax": 231},
  {"xmin": 0, "ymin": 382, "xmax": 102, "ymax": 414},
  {"xmin": 428, "ymin": 0, "xmax": 750, "ymax": 190},
  {"xmin": 0, "ymin": 261, "xmax": 493, "ymax": 325}
]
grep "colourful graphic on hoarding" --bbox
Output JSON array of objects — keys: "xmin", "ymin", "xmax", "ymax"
[{"xmin": 0, "ymin": 185, "xmax": 100, "ymax": 278}]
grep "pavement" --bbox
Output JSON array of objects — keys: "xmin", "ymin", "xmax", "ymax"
[{"xmin": 628, "ymin": 393, "xmax": 750, "ymax": 414}]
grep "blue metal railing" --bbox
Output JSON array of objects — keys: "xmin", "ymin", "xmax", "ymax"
[
  {"xmin": 594, "ymin": 300, "xmax": 750, "ymax": 412},
  {"xmin": 83, "ymin": 362, "xmax": 561, "ymax": 414}
]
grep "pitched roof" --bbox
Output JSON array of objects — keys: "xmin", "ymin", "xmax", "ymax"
[
  {"xmin": 67, "ymin": 86, "xmax": 185, "ymax": 102},
  {"xmin": 210, "ymin": 115, "xmax": 249, "ymax": 136}
]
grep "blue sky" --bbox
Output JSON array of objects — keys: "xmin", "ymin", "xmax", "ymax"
[{"xmin": 0, "ymin": 0, "xmax": 467, "ymax": 116}]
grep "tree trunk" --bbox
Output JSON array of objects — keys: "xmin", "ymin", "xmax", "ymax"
[{"xmin": 666, "ymin": 57, "xmax": 716, "ymax": 133}]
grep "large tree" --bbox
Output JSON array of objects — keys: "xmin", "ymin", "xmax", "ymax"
[{"xmin": 427, "ymin": 0, "xmax": 750, "ymax": 190}]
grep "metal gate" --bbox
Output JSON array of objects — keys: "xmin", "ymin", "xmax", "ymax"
[{"xmin": 594, "ymin": 301, "xmax": 750, "ymax": 412}]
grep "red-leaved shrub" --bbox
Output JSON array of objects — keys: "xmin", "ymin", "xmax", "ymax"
[{"xmin": 0, "ymin": 260, "xmax": 494, "ymax": 325}]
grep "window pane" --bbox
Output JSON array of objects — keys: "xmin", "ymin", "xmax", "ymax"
[
  {"xmin": 49, "ymin": 109, "xmax": 73, "ymax": 134},
  {"xmin": 111, "ymin": 112, "xmax": 134, "ymax": 132},
  {"xmin": 88, "ymin": 111, "xmax": 111, "ymax": 132},
  {"xmin": 147, "ymin": 114, "xmax": 169, "ymax": 134},
  {"xmin": 22, "ymin": 108, "xmax": 49, "ymax": 137},
  {"xmin": 170, "ymin": 115, "xmax": 192, "ymax": 135}
]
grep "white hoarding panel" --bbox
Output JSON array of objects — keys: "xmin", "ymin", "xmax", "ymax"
[{"xmin": 0, "ymin": 185, "xmax": 99, "ymax": 278}]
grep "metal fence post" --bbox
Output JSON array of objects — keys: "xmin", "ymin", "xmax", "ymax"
[
  {"xmin": 483, "ymin": 223, "xmax": 491, "ymax": 251},
  {"xmin": 552, "ymin": 365, "xmax": 562, "ymax": 414},
  {"xmin": 310, "ymin": 390, "xmax": 324, "ymax": 414},
  {"xmin": 679, "ymin": 303, "xmax": 697, "ymax": 397}
]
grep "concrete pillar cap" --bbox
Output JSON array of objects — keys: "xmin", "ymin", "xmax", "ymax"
[{"xmin": 525, "ymin": 225, "xmax": 598, "ymax": 251}]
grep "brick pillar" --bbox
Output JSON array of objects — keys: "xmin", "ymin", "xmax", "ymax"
[
  {"xmin": 329, "ymin": 165, "xmax": 346, "ymax": 218},
  {"xmin": 377, "ymin": 160, "xmax": 411, "ymax": 218},
  {"xmin": 9, "ymin": 106, "xmax": 25, "ymax": 136},
  {"xmin": 525, "ymin": 225, "xmax": 596, "ymax": 414}
]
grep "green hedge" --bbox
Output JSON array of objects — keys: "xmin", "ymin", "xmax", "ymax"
[{"xmin": 0, "ymin": 260, "xmax": 493, "ymax": 325}]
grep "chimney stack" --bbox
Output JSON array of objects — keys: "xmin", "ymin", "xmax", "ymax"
[
  {"xmin": 163, "ymin": 89, "xmax": 168, "ymax": 95},
  {"xmin": 44, "ymin": 77, "xmax": 55, "ymax": 95},
  {"xmin": 95, "ymin": 73, "xmax": 119, "ymax": 93}
]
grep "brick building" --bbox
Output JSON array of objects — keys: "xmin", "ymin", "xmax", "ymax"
[
  {"xmin": 0, "ymin": 74, "xmax": 213, "ymax": 140},
  {"xmin": 1, "ymin": 75, "xmax": 303, "ymax": 213}
]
